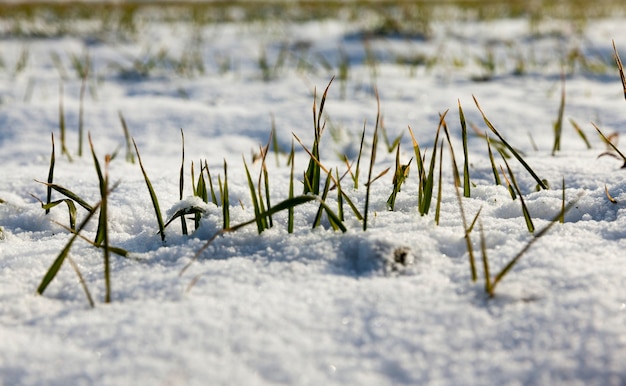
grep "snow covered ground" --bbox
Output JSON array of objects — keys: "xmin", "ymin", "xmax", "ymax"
[{"xmin": 2, "ymin": 5, "xmax": 626, "ymax": 385}]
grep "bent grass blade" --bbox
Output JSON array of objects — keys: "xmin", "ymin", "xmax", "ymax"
[
  {"xmin": 133, "ymin": 138, "xmax": 166, "ymax": 241},
  {"xmin": 473, "ymin": 95, "xmax": 547, "ymax": 190}
]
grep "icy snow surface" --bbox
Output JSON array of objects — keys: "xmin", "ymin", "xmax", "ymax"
[{"xmin": 1, "ymin": 11, "xmax": 626, "ymax": 386}]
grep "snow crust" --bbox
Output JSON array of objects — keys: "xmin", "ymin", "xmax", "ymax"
[{"xmin": 1, "ymin": 11, "xmax": 626, "ymax": 386}]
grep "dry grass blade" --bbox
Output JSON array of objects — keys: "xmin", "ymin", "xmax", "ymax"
[
  {"xmin": 605, "ymin": 184, "xmax": 618, "ymax": 204},
  {"xmin": 473, "ymin": 95, "xmax": 547, "ymax": 189},
  {"xmin": 613, "ymin": 40, "xmax": 626, "ymax": 101},
  {"xmin": 593, "ymin": 123, "xmax": 626, "ymax": 167},
  {"xmin": 133, "ymin": 138, "xmax": 166, "ymax": 241},
  {"xmin": 459, "ymin": 100, "xmax": 471, "ymax": 197}
]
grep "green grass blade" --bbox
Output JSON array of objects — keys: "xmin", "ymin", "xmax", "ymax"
[
  {"xmin": 133, "ymin": 138, "xmax": 165, "ymax": 241},
  {"xmin": 486, "ymin": 134, "xmax": 502, "ymax": 185},
  {"xmin": 77, "ymin": 74, "xmax": 87, "ymax": 158},
  {"xmin": 501, "ymin": 155, "xmax": 534, "ymax": 233},
  {"xmin": 313, "ymin": 172, "xmax": 333, "ymax": 229},
  {"xmin": 58, "ymin": 82, "xmax": 72, "ymax": 162},
  {"xmin": 569, "ymin": 119, "xmax": 591, "ymax": 149},
  {"xmin": 88, "ymin": 135, "xmax": 107, "ymax": 246},
  {"xmin": 118, "ymin": 111, "xmax": 135, "ymax": 163},
  {"xmin": 288, "ymin": 141, "xmax": 295, "ymax": 233},
  {"xmin": 222, "ymin": 160, "xmax": 230, "ymax": 229},
  {"xmin": 205, "ymin": 161, "xmax": 218, "ymax": 205},
  {"xmin": 459, "ymin": 100, "xmax": 471, "ymax": 197},
  {"xmin": 474, "ymin": 95, "xmax": 547, "ymax": 190},
  {"xmin": 489, "ymin": 198, "xmax": 580, "ymax": 296},
  {"xmin": 435, "ymin": 140, "xmax": 444, "ymax": 225},
  {"xmin": 37, "ymin": 199, "xmax": 101, "ymax": 296},
  {"xmin": 420, "ymin": 111, "xmax": 446, "ymax": 215},
  {"xmin": 46, "ymin": 133, "xmax": 55, "ymax": 215},
  {"xmin": 179, "ymin": 129, "xmax": 188, "ymax": 235},
  {"xmin": 243, "ymin": 158, "xmax": 264, "ymax": 234},
  {"xmin": 552, "ymin": 73, "xmax": 566, "ymax": 156},
  {"xmin": 35, "ymin": 181, "xmax": 94, "ymax": 212}
]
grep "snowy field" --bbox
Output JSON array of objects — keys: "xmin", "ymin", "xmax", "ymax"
[{"xmin": 1, "ymin": 2, "xmax": 626, "ymax": 385}]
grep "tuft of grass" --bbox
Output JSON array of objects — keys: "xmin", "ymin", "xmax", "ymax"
[
  {"xmin": 474, "ymin": 95, "xmax": 547, "ymax": 190},
  {"xmin": 304, "ymin": 77, "xmax": 334, "ymax": 195},
  {"xmin": 133, "ymin": 138, "xmax": 166, "ymax": 242}
]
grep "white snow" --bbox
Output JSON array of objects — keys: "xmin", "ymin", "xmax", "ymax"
[{"xmin": 1, "ymin": 7, "xmax": 626, "ymax": 386}]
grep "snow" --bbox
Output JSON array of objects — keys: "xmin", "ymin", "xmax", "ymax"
[{"xmin": 2, "ymin": 8, "xmax": 626, "ymax": 386}]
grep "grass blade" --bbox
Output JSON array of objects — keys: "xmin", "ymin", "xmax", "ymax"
[
  {"xmin": 569, "ymin": 118, "xmax": 591, "ymax": 149},
  {"xmin": 46, "ymin": 133, "xmax": 55, "ymax": 215},
  {"xmin": 486, "ymin": 134, "xmax": 501, "ymax": 185},
  {"xmin": 501, "ymin": 154, "xmax": 534, "ymax": 233},
  {"xmin": 459, "ymin": 100, "xmax": 471, "ymax": 197},
  {"xmin": 179, "ymin": 129, "xmax": 188, "ymax": 235},
  {"xmin": 133, "ymin": 138, "xmax": 165, "ymax": 241},
  {"xmin": 474, "ymin": 95, "xmax": 547, "ymax": 190},
  {"xmin": 613, "ymin": 40, "xmax": 626, "ymax": 102},
  {"xmin": 488, "ymin": 197, "xmax": 580, "ymax": 297},
  {"xmin": 593, "ymin": 123, "xmax": 626, "ymax": 167},
  {"xmin": 363, "ymin": 89, "xmax": 381, "ymax": 231},
  {"xmin": 222, "ymin": 160, "xmax": 230, "ymax": 229},
  {"xmin": 288, "ymin": 141, "xmax": 295, "ymax": 233},
  {"xmin": 552, "ymin": 72, "xmax": 566, "ymax": 156},
  {"xmin": 37, "ymin": 199, "xmax": 101, "ymax": 296},
  {"xmin": 243, "ymin": 158, "xmax": 264, "ymax": 234},
  {"xmin": 118, "ymin": 111, "xmax": 135, "ymax": 164}
]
